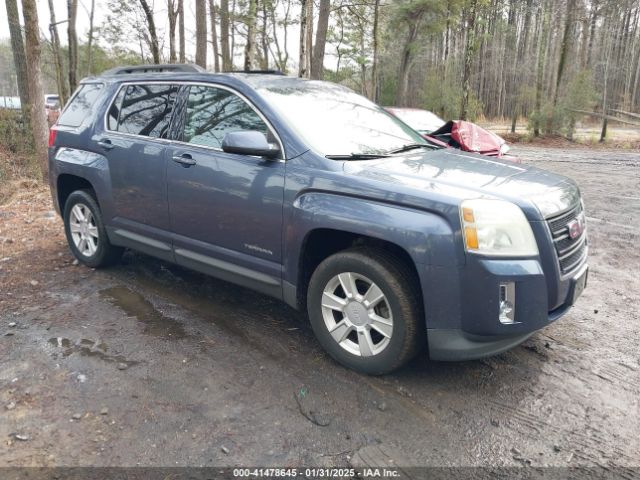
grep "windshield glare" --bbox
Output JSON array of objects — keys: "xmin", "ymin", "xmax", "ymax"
[
  {"xmin": 258, "ymin": 82, "xmax": 427, "ymax": 157},
  {"xmin": 390, "ymin": 109, "xmax": 445, "ymax": 134}
]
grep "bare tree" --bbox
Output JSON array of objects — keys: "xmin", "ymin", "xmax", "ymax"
[
  {"xmin": 554, "ymin": 0, "xmax": 577, "ymax": 106},
  {"xmin": 209, "ymin": 0, "xmax": 221, "ymax": 71},
  {"xmin": 178, "ymin": 0, "xmax": 186, "ymax": 62},
  {"xmin": 311, "ymin": 0, "xmax": 331, "ymax": 80},
  {"xmin": 139, "ymin": 0, "xmax": 161, "ymax": 63},
  {"xmin": 47, "ymin": 0, "xmax": 69, "ymax": 104},
  {"xmin": 371, "ymin": 0, "xmax": 380, "ymax": 102},
  {"xmin": 220, "ymin": 0, "xmax": 232, "ymax": 69},
  {"xmin": 244, "ymin": 0, "xmax": 258, "ymax": 70},
  {"xmin": 460, "ymin": 0, "xmax": 478, "ymax": 120},
  {"xmin": 168, "ymin": 0, "xmax": 179, "ymax": 63},
  {"xmin": 67, "ymin": 0, "xmax": 79, "ymax": 93},
  {"xmin": 85, "ymin": 0, "xmax": 96, "ymax": 74},
  {"xmin": 298, "ymin": 0, "xmax": 313, "ymax": 77},
  {"xmin": 21, "ymin": 0, "xmax": 49, "ymax": 179},
  {"xmin": 195, "ymin": 0, "xmax": 208, "ymax": 68},
  {"xmin": 5, "ymin": 0, "xmax": 31, "ymax": 117}
]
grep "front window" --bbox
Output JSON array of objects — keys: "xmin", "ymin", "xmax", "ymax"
[
  {"xmin": 182, "ymin": 85, "xmax": 271, "ymax": 150},
  {"xmin": 257, "ymin": 81, "xmax": 427, "ymax": 157}
]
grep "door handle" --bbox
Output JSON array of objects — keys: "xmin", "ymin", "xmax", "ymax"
[
  {"xmin": 97, "ymin": 139, "xmax": 115, "ymax": 150},
  {"xmin": 172, "ymin": 153, "xmax": 196, "ymax": 167}
]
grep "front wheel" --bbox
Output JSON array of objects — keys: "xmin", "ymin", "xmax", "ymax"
[
  {"xmin": 63, "ymin": 190, "xmax": 123, "ymax": 268},
  {"xmin": 307, "ymin": 248, "xmax": 424, "ymax": 374}
]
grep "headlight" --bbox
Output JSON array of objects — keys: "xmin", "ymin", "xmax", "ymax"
[{"xmin": 460, "ymin": 199, "xmax": 538, "ymax": 256}]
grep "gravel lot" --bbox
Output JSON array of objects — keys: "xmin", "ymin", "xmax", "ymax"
[{"xmin": 0, "ymin": 146, "xmax": 638, "ymax": 472}]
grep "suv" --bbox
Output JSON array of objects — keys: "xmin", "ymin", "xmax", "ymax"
[{"xmin": 48, "ymin": 65, "xmax": 588, "ymax": 374}]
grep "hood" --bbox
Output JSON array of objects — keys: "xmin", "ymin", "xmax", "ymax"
[{"xmin": 342, "ymin": 149, "xmax": 580, "ymax": 219}]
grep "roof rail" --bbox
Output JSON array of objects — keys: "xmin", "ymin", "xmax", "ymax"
[
  {"xmin": 102, "ymin": 64, "xmax": 206, "ymax": 75},
  {"xmin": 224, "ymin": 70, "xmax": 286, "ymax": 76}
]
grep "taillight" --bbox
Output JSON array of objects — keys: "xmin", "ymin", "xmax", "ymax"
[{"xmin": 48, "ymin": 127, "xmax": 58, "ymax": 148}]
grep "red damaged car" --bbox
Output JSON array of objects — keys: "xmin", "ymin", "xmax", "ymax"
[{"xmin": 385, "ymin": 107, "xmax": 518, "ymax": 162}]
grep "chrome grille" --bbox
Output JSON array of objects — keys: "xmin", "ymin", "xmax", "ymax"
[{"xmin": 546, "ymin": 204, "xmax": 587, "ymax": 274}]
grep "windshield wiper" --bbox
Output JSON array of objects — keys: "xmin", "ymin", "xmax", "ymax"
[
  {"xmin": 325, "ymin": 153, "xmax": 391, "ymax": 160},
  {"xmin": 386, "ymin": 143, "xmax": 440, "ymax": 154}
]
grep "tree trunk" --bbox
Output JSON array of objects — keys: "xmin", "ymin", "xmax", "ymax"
[
  {"xmin": 553, "ymin": 0, "xmax": 576, "ymax": 106},
  {"xmin": 305, "ymin": 0, "xmax": 313, "ymax": 76},
  {"xmin": 220, "ymin": 0, "xmax": 232, "ymax": 70},
  {"xmin": 209, "ymin": 0, "xmax": 220, "ymax": 71},
  {"xmin": 168, "ymin": 0, "xmax": 178, "ymax": 63},
  {"xmin": 310, "ymin": 0, "xmax": 330, "ymax": 80},
  {"xmin": 47, "ymin": 0, "xmax": 69, "ymax": 105},
  {"xmin": 178, "ymin": 0, "xmax": 186, "ymax": 62},
  {"xmin": 260, "ymin": 1, "xmax": 269, "ymax": 70},
  {"xmin": 195, "ymin": 0, "xmax": 208, "ymax": 68},
  {"xmin": 21, "ymin": 0, "xmax": 49, "ymax": 180},
  {"xmin": 5, "ymin": 0, "xmax": 30, "ymax": 119},
  {"xmin": 298, "ymin": 0, "xmax": 309, "ymax": 77},
  {"xmin": 371, "ymin": 0, "xmax": 380, "ymax": 102},
  {"xmin": 86, "ymin": 0, "xmax": 95, "ymax": 74},
  {"xmin": 534, "ymin": 2, "xmax": 550, "ymax": 137},
  {"xmin": 67, "ymin": 0, "xmax": 79, "ymax": 93},
  {"xmin": 244, "ymin": 0, "xmax": 258, "ymax": 70},
  {"xmin": 140, "ymin": 0, "xmax": 161, "ymax": 64},
  {"xmin": 396, "ymin": 20, "xmax": 421, "ymax": 106},
  {"xmin": 460, "ymin": 0, "xmax": 478, "ymax": 120}
]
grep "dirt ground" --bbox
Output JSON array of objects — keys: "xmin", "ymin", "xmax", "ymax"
[{"xmin": 0, "ymin": 146, "xmax": 639, "ymax": 472}]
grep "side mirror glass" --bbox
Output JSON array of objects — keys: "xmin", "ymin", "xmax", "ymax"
[{"xmin": 221, "ymin": 131, "xmax": 280, "ymax": 159}]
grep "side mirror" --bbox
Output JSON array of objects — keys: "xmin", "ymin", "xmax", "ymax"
[{"xmin": 221, "ymin": 131, "xmax": 280, "ymax": 159}]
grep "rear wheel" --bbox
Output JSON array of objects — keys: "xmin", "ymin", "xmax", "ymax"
[
  {"xmin": 63, "ymin": 190, "xmax": 122, "ymax": 268},
  {"xmin": 307, "ymin": 247, "xmax": 423, "ymax": 374}
]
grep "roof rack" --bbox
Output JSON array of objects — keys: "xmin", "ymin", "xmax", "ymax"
[
  {"xmin": 102, "ymin": 64, "xmax": 205, "ymax": 75},
  {"xmin": 224, "ymin": 70, "xmax": 285, "ymax": 76}
]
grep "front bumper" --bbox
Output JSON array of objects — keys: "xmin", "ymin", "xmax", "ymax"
[{"xmin": 425, "ymin": 255, "xmax": 588, "ymax": 361}]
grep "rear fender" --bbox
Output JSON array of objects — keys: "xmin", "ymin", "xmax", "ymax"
[{"xmin": 50, "ymin": 147, "xmax": 114, "ymax": 219}]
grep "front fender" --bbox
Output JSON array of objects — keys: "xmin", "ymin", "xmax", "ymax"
[{"xmin": 284, "ymin": 191, "xmax": 460, "ymax": 283}]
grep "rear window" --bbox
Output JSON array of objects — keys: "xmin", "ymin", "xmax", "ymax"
[
  {"xmin": 108, "ymin": 84, "xmax": 179, "ymax": 138},
  {"xmin": 57, "ymin": 83, "xmax": 103, "ymax": 127}
]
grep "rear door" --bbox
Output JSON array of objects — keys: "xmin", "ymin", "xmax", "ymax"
[
  {"xmin": 166, "ymin": 83, "xmax": 285, "ymax": 296},
  {"xmin": 98, "ymin": 83, "xmax": 179, "ymax": 260}
]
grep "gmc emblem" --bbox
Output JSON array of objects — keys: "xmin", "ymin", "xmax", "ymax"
[{"xmin": 567, "ymin": 214, "xmax": 586, "ymax": 240}]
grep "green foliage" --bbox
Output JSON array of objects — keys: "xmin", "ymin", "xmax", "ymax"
[
  {"xmin": 0, "ymin": 109, "xmax": 31, "ymax": 154},
  {"xmin": 422, "ymin": 66, "xmax": 483, "ymax": 121},
  {"xmin": 528, "ymin": 70, "xmax": 598, "ymax": 138},
  {"xmin": 0, "ymin": 109, "xmax": 38, "ymax": 183}
]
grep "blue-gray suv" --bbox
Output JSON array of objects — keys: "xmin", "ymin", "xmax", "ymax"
[{"xmin": 48, "ymin": 65, "xmax": 588, "ymax": 374}]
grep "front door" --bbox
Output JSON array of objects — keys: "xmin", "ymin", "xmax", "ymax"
[{"xmin": 167, "ymin": 84, "xmax": 285, "ymax": 296}]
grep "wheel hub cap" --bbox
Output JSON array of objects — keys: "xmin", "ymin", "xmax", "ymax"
[
  {"xmin": 320, "ymin": 272, "xmax": 394, "ymax": 357},
  {"xmin": 345, "ymin": 301, "xmax": 368, "ymax": 326},
  {"xmin": 69, "ymin": 203, "xmax": 99, "ymax": 257}
]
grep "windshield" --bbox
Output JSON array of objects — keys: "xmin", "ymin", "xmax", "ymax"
[
  {"xmin": 388, "ymin": 109, "xmax": 445, "ymax": 134},
  {"xmin": 257, "ymin": 81, "xmax": 427, "ymax": 157}
]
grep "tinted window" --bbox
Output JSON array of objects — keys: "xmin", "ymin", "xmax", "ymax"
[
  {"xmin": 58, "ymin": 84, "xmax": 103, "ymax": 127},
  {"xmin": 183, "ymin": 85, "xmax": 269, "ymax": 149},
  {"xmin": 116, "ymin": 84, "xmax": 178, "ymax": 138}
]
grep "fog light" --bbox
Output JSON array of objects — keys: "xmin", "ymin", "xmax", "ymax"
[{"xmin": 499, "ymin": 282, "xmax": 516, "ymax": 325}]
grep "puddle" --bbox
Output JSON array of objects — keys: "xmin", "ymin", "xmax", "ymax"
[
  {"xmin": 48, "ymin": 337, "xmax": 138, "ymax": 367},
  {"xmin": 99, "ymin": 286, "xmax": 187, "ymax": 340}
]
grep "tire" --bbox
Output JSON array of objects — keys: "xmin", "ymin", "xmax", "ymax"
[
  {"xmin": 307, "ymin": 247, "xmax": 424, "ymax": 375},
  {"xmin": 63, "ymin": 190, "xmax": 123, "ymax": 268}
]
